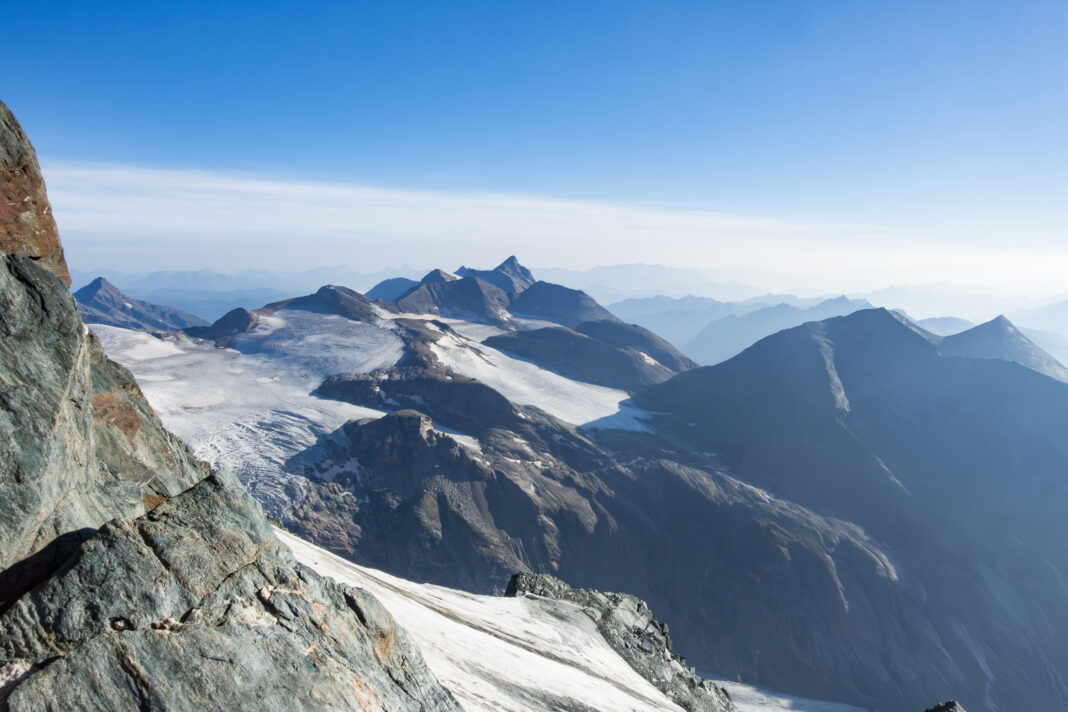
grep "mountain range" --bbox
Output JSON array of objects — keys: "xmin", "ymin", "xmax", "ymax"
[
  {"xmin": 87, "ymin": 244, "xmax": 1068, "ymax": 711},
  {"xmin": 0, "ymin": 97, "xmax": 997, "ymax": 712}
]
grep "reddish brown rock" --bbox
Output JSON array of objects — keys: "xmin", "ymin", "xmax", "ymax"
[{"xmin": 0, "ymin": 100, "xmax": 69, "ymax": 286}]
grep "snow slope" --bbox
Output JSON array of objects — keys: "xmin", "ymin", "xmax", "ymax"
[
  {"xmin": 430, "ymin": 328, "xmax": 652, "ymax": 430},
  {"xmin": 93, "ymin": 323, "xmax": 391, "ymax": 519},
  {"xmin": 280, "ymin": 530, "xmax": 868, "ymax": 712}
]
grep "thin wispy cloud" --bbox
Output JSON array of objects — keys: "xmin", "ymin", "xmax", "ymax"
[{"xmin": 42, "ymin": 160, "xmax": 1068, "ymax": 294}]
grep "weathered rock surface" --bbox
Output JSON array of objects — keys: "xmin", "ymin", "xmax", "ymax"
[
  {"xmin": 75, "ymin": 276, "xmax": 207, "ymax": 331},
  {"xmin": 455, "ymin": 256, "xmax": 535, "ymax": 296},
  {"xmin": 506, "ymin": 572, "xmax": 735, "ymax": 712},
  {"xmin": 1, "ymin": 472, "xmax": 461, "ymax": 712},
  {"xmin": 0, "ymin": 101, "xmax": 460, "ymax": 711},
  {"xmin": 0, "ymin": 101, "xmax": 68, "ymax": 287},
  {"xmin": 0, "ymin": 254, "xmax": 208, "ymax": 606},
  {"xmin": 924, "ymin": 703, "xmax": 966, "ymax": 712}
]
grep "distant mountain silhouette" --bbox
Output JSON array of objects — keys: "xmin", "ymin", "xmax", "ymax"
[
  {"xmin": 74, "ymin": 277, "xmax": 206, "ymax": 331},
  {"xmin": 683, "ymin": 295, "xmax": 871, "ymax": 365},
  {"xmin": 366, "ymin": 276, "xmax": 419, "ymax": 301},
  {"xmin": 507, "ymin": 281, "xmax": 620, "ymax": 327},
  {"xmin": 935, "ymin": 314, "xmax": 1068, "ymax": 383}
]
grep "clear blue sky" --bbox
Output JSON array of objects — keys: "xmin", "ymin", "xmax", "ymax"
[{"xmin": 5, "ymin": 1, "xmax": 1068, "ymax": 287}]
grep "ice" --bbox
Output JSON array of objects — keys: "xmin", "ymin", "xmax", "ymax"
[
  {"xmin": 280, "ymin": 530, "xmax": 872, "ymax": 712},
  {"xmin": 429, "ymin": 330, "xmax": 651, "ymax": 430},
  {"xmin": 279, "ymin": 530, "xmax": 685, "ymax": 712},
  {"xmin": 710, "ymin": 680, "xmax": 868, "ymax": 712},
  {"xmin": 92, "ymin": 323, "xmax": 396, "ymax": 521}
]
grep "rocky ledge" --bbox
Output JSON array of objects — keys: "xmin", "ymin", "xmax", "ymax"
[{"xmin": 506, "ymin": 572, "xmax": 735, "ymax": 712}]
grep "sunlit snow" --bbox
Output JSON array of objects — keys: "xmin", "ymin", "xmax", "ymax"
[
  {"xmin": 280, "ymin": 530, "xmax": 869, "ymax": 712},
  {"xmin": 429, "ymin": 329, "xmax": 651, "ymax": 430}
]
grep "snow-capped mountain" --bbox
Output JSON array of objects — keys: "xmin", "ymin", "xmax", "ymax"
[{"xmin": 92, "ymin": 269, "xmax": 1036, "ymax": 712}]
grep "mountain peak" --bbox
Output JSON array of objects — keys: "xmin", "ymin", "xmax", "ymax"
[
  {"xmin": 420, "ymin": 268, "xmax": 459, "ymax": 284},
  {"xmin": 938, "ymin": 313, "xmax": 1068, "ymax": 383},
  {"xmin": 74, "ymin": 276, "xmax": 123, "ymax": 301}
]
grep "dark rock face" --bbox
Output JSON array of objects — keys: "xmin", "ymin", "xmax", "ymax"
[
  {"xmin": 184, "ymin": 306, "xmax": 258, "ymax": 342},
  {"xmin": 924, "ymin": 703, "xmax": 966, "ymax": 712},
  {"xmin": 300, "ymin": 355, "xmax": 915, "ymax": 708},
  {"xmin": 1, "ymin": 472, "xmax": 461, "ymax": 712},
  {"xmin": 484, "ymin": 325, "xmax": 678, "ymax": 392},
  {"xmin": 394, "ymin": 277, "xmax": 511, "ymax": 324},
  {"xmin": 456, "ymin": 256, "xmax": 535, "ymax": 296},
  {"xmin": 507, "ymin": 281, "xmax": 620, "ymax": 327},
  {"xmin": 74, "ymin": 276, "xmax": 207, "ymax": 331},
  {"xmin": 0, "ymin": 254, "xmax": 208, "ymax": 606},
  {"xmin": 0, "ymin": 101, "xmax": 68, "ymax": 287},
  {"xmin": 506, "ymin": 573, "xmax": 734, "ymax": 712}
]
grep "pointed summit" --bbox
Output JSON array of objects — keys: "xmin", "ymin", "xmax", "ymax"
[
  {"xmin": 938, "ymin": 314, "xmax": 1068, "ymax": 382},
  {"xmin": 74, "ymin": 276, "xmax": 206, "ymax": 331},
  {"xmin": 459, "ymin": 256, "xmax": 535, "ymax": 295},
  {"xmin": 420, "ymin": 268, "xmax": 459, "ymax": 284}
]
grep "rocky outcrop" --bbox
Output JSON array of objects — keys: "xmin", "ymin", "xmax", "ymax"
[
  {"xmin": 0, "ymin": 254, "xmax": 209, "ymax": 607},
  {"xmin": 394, "ymin": 277, "xmax": 511, "ymax": 324},
  {"xmin": 924, "ymin": 703, "xmax": 966, "ymax": 712},
  {"xmin": 184, "ymin": 306, "xmax": 258, "ymax": 342},
  {"xmin": 75, "ymin": 276, "xmax": 207, "ymax": 331},
  {"xmin": 0, "ymin": 471, "xmax": 460, "ymax": 712},
  {"xmin": 0, "ymin": 101, "xmax": 68, "ymax": 287},
  {"xmin": 506, "ymin": 573, "xmax": 735, "ymax": 712},
  {"xmin": 456, "ymin": 256, "xmax": 535, "ymax": 295},
  {"xmin": 0, "ymin": 101, "xmax": 460, "ymax": 711}
]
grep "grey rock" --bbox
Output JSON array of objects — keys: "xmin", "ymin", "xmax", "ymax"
[
  {"xmin": 455, "ymin": 256, "xmax": 535, "ymax": 296},
  {"xmin": 0, "ymin": 102, "xmax": 460, "ymax": 712},
  {"xmin": 0, "ymin": 254, "xmax": 208, "ymax": 606},
  {"xmin": 924, "ymin": 703, "xmax": 966, "ymax": 712},
  {"xmin": 506, "ymin": 573, "xmax": 735, "ymax": 712},
  {"xmin": 1, "ymin": 472, "xmax": 461, "ymax": 712}
]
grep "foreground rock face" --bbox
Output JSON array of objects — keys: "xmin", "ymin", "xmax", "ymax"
[
  {"xmin": 0, "ymin": 254, "xmax": 208, "ymax": 606},
  {"xmin": 0, "ymin": 101, "xmax": 68, "ymax": 287},
  {"xmin": 924, "ymin": 703, "xmax": 966, "ymax": 712},
  {"xmin": 0, "ymin": 100, "xmax": 459, "ymax": 711},
  {"xmin": 506, "ymin": 573, "xmax": 735, "ymax": 712},
  {"xmin": 1, "ymin": 472, "xmax": 460, "ymax": 712}
]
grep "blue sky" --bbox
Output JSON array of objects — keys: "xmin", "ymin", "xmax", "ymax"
[{"xmin": 5, "ymin": 1, "xmax": 1068, "ymax": 289}]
